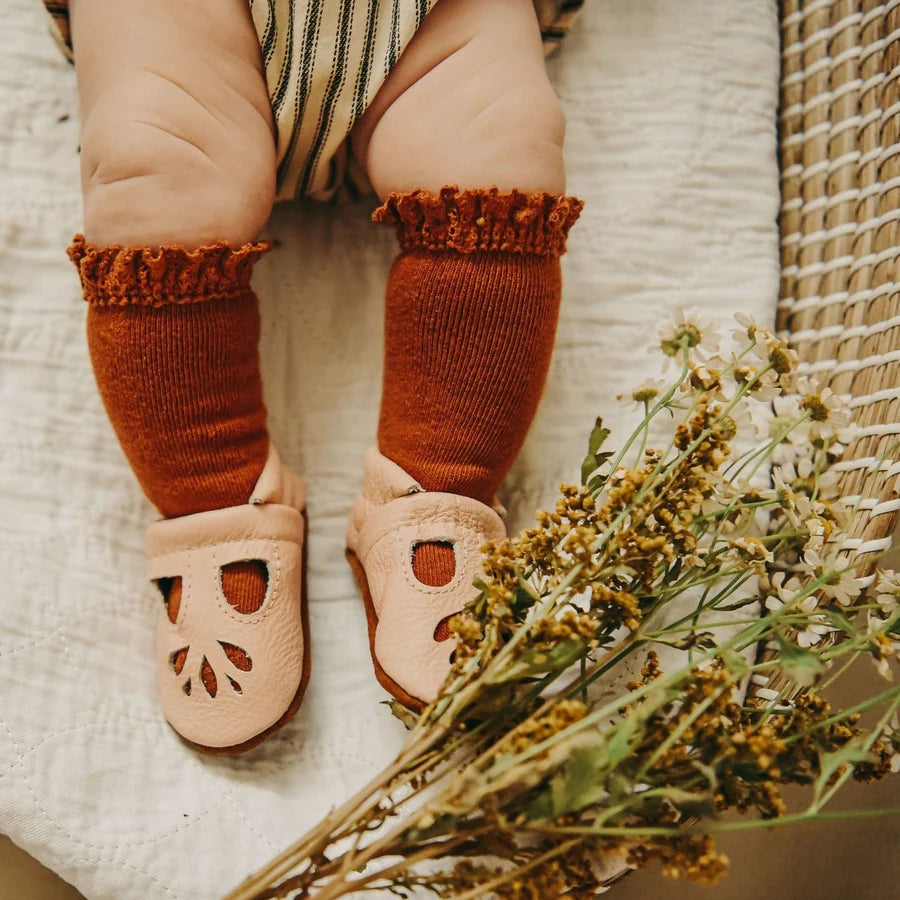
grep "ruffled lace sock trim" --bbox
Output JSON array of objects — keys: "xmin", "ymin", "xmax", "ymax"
[
  {"xmin": 371, "ymin": 186, "xmax": 584, "ymax": 256},
  {"xmin": 67, "ymin": 234, "xmax": 271, "ymax": 307}
]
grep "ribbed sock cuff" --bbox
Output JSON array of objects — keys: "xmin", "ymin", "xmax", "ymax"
[
  {"xmin": 66, "ymin": 234, "xmax": 271, "ymax": 308},
  {"xmin": 371, "ymin": 185, "xmax": 584, "ymax": 256}
]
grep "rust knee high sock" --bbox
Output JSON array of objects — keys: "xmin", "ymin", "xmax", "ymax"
[
  {"xmin": 68, "ymin": 237, "xmax": 273, "ymax": 656},
  {"xmin": 373, "ymin": 187, "xmax": 584, "ymax": 587}
]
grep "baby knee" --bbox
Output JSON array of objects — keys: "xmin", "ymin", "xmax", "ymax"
[
  {"xmin": 80, "ymin": 110, "xmax": 275, "ymax": 249},
  {"xmin": 466, "ymin": 80, "xmax": 567, "ymax": 181},
  {"xmin": 363, "ymin": 58, "xmax": 566, "ymax": 199}
]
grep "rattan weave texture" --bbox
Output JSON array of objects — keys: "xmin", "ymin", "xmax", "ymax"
[{"xmin": 753, "ymin": 0, "xmax": 900, "ymax": 701}]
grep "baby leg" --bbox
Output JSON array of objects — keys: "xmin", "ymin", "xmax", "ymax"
[
  {"xmin": 69, "ymin": 0, "xmax": 277, "ymax": 618},
  {"xmin": 351, "ymin": 0, "xmax": 565, "ymax": 197},
  {"xmin": 72, "ymin": 0, "xmax": 275, "ymax": 248},
  {"xmin": 353, "ymin": 0, "xmax": 581, "ymax": 585}
]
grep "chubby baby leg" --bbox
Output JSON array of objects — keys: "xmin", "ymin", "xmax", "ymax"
[
  {"xmin": 356, "ymin": 0, "xmax": 579, "ymax": 504},
  {"xmin": 344, "ymin": 0, "xmax": 583, "ymax": 708},
  {"xmin": 71, "ymin": 0, "xmax": 276, "ymax": 249},
  {"xmin": 66, "ymin": 0, "xmax": 288, "ymax": 736},
  {"xmin": 352, "ymin": 0, "xmax": 565, "ymax": 197},
  {"xmin": 68, "ymin": 0, "xmax": 276, "ymax": 514}
]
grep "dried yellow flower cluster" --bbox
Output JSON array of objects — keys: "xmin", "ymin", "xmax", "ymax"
[
  {"xmin": 626, "ymin": 834, "xmax": 729, "ymax": 885},
  {"xmin": 424, "ymin": 311, "xmax": 897, "ymax": 893},
  {"xmin": 243, "ymin": 312, "xmax": 899, "ymax": 900}
]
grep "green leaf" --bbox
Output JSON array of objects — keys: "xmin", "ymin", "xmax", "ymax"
[
  {"xmin": 465, "ymin": 684, "xmax": 521, "ymax": 719},
  {"xmin": 581, "ymin": 417, "xmax": 612, "ymax": 484},
  {"xmin": 489, "ymin": 639, "xmax": 585, "ymax": 684},
  {"xmin": 525, "ymin": 789, "xmax": 555, "ymax": 822},
  {"xmin": 586, "ymin": 417, "xmax": 610, "ymax": 457},
  {"xmin": 510, "ymin": 587, "xmax": 536, "ymax": 620},
  {"xmin": 587, "ymin": 470, "xmax": 612, "ymax": 495},
  {"xmin": 720, "ymin": 647, "xmax": 751, "ymax": 680},
  {"xmin": 774, "ymin": 631, "xmax": 825, "ymax": 687},
  {"xmin": 821, "ymin": 607, "xmax": 855, "ymax": 633},
  {"xmin": 548, "ymin": 736, "xmax": 613, "ymax": 816},
  {"xmin": 884, "ymin": 612, "xmax": 900, "ymax": 638},
  {"xmin": 546, "ymin": 708, "xmax": 653, "ymax": 817},
  {"xmin": 602, "ymin": 705, "xmax": 647, "ymax": 769},
  {"xmin": 516, "ymin": 569, "xmax": 541, "ymax": 601}
]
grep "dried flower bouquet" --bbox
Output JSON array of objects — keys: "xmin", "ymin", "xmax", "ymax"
[{"xmin": 227, "ymin": 312, "xmax": 899, "ymax": 900}]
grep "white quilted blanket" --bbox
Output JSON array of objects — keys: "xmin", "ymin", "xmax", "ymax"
[{"xmin": 0, "ymin": 1, "xmax": 780, "ymax": 897}]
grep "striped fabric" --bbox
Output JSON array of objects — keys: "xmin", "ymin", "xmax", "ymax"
[{"xmin": 40, "ymin": 0, "xmax": 583, "ymax": 203}]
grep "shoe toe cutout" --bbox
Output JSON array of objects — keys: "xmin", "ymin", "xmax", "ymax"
[
  {"xmin": 145, "ymin": 443, "xmax": 309, "ymax": 752},
  {"xmin": 347, "ymin": 447, "xmax": 506, "ymax": 708}
]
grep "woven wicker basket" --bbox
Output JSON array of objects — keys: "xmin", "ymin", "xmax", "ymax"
[{"xmin": 746, "ymin": 0, "xmax": 900, "ymax": 703}]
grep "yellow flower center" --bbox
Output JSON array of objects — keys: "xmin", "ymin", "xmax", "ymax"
[
  {"xmin": 800, "ymin": 393, "xmax": 830, "ymax": 421},
  {"xmin": 633, "ymin": 385, "xmax": 661, "ymax": 403}
]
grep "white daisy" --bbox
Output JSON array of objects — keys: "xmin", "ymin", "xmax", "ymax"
[
  {"xmin": 804, "ymin": 549, "xmax": 866, "ymax": 606},
  {"xmin": 803, "ymin": 517, "xmax": 826, "ymax": 552},
  {"xmin": 764, "ymin": 571, "xmax": 809, "ymax": 612},
  {"xmin": 731, "ymin": 536, "xmax": 774, "ymax": 563},
  {"xmin": 732, "ymin": 312, "xmax": 773, "ymax": 357},
  {"xmin": 658, "ymin": 307, "xmax": 721, "ymax": 362},
  {"xmin": 874, "ymin": 570, "xmax": 900, "ymax": 616},
  {"xmin": 617, "ymin": 377, "xmax": 668, "ymax": 409},
  {"xmin": 794, "ymin": 377, "xmax": 854, "ymax": 441},
  {"xmin": 719, "ymin": 402, "xmax": 759, "ymax": 442},
  {"xmin": 770, "ymin": 394, "xmax": 812, "ymax": 447},
  {"xmin": 797, "ymin": 614, "xmax": 836, "ymax": 648}
]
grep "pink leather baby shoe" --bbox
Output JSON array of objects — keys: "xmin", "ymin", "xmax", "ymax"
[
  {"xmin": 146, "ymin": 442, "xmax": 310, "ymax": 753},
  {"xmin": 346, "ymin": 446, "xmax": 506, "ymax": 711}
]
